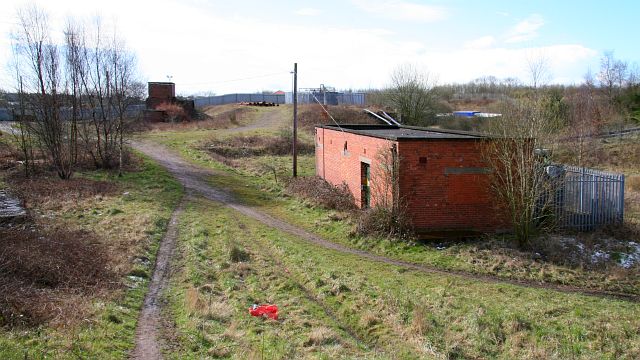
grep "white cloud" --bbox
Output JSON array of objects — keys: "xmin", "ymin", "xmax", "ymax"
[
  {"xmin": 418, "ymin": 44, "xmax": 597, "ymax": 85},
  {"xmin": 351, "ymin": 0, "xmax": 447, "ymax": 22},
  {"xmin": 505, "ymin": 14, "xmax": 544, "ymax": 43},
  {"xmin": 294, "ymin": 7, "xmax": 322, "ymax": 16},
  {"xmin": 0, "ymin": 0, "xmax": 599, "ymax": 93},
  {"xmin": 464, "ymin": 36, "xmax": 496, "ymax": 49}
]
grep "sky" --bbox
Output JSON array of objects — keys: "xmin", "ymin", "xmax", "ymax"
[{"xmin": 1, "ymin": 0, "xmax": 639, "ymax": 96}]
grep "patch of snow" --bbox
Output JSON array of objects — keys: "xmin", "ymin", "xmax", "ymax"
[
  {"xmin": 619, "ymin": 242, "xmax": 640, "ymax": 269},
  {"xmin": 551, "ymin": 235, "xmax": 640, "ymax": 268},
  {"xmin": 591, "ymin": 250, "xmax": 610, "ymax": 264}
]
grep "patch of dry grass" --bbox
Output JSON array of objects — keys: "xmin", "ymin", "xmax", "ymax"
[
  {"xmin": 185, "ymin": 286, "xmax": 233, "ymax": 323},
  {"xmin": 628, "ymin": 175, "xmax": 640, "ymax": 192},
  {"xmin": 304, "ymin": 327, "xmax": 340, "ymax": 347},
  {"xmin": 207, "ymin": 134, "xmax": 314, "ymax": 158},
  {"xmin": 285, "ymin": 176, "xmax": 357, "ymax": 211},
  {"xmin": 0, "ymin": 226, "xmax": 115, "ymax": 327},
  {"xmin": 8, "ymin": 174, "xmax": 117, "ymax": 211}
]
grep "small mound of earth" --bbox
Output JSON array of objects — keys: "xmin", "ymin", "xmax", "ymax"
[{"xmin": 0, "ymin": 190, "xmax": 26, "ymax": 221}]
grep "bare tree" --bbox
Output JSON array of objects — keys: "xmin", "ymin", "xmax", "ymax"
[
  {"xmin": 11, "ymin": 6, "xmax": 141, "ymax": 178},
  {"xmin": 483, "ymin": 96, "xmax": 559, "ymax": 247},
  {"xmin": 526, "ymin": 53, "xmax": 552, "ymax": 89},
  {"xmin": 108, "ymin": 35, "xmax": 144, "ymax": 175},
  {"xmin": 597, "ymin": 51, "xmax": 628, "ymax": 103},
  {"xmin": 564, "ymin": 74, "xmax": 604, "ymax": 168},
  {"xmin": 13, "ymin": 5, "xmax": 76, "ymax": 179},
  {"xmin": 64, "ymin": 17, "xmax": 141, "ymax": 170},
  {"xmin": 386, "ymin": 64, "xmax": 438, "ymax": 126}
]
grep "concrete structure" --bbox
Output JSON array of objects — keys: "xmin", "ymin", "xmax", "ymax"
[{"xmin": 315, "ymin": 124, "xmax": 506, "ymax": 234}]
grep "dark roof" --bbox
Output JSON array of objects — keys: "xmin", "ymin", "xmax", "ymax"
[{"xmin": 317, "ymin": 124, "xmax": 489, "ymax": 140}]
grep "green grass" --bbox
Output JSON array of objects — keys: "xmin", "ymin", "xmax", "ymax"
[
  {"xmin": 165, "ymin": 198, "xmax": 369, "ymax": 359},
  {"xmin": 166, "ymin": 198, "xmax": 640, "ymax": 359},
  {"xmin": 0, "ymin": 152, "xmax": 183, "ymax": 359}
]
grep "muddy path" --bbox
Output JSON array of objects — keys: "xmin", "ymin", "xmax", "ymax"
[
  {"xmin": 131, "ymin": 139, "xmax": 640, "ymax": 318},
  {"xmin": 131, "ymin": 198, "xmax": 185, "ymax": 359}
]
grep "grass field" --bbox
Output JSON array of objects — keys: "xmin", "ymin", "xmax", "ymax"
[
  {"xmin": 139, "ymin": 105, "xmax": 640, "ymax": 358},
  {"xmin": 0, "ymin": 141, "xmax": 183, "ymax": 358}
]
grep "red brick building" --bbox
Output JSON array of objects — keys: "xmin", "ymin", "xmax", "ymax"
[
  {"xmin": 144, "ymin": 82, "xmax": 195, "ymax": 122},
  {"xmin": 315, "ymin": 124, "xmax": 506, "ymax": 234}
]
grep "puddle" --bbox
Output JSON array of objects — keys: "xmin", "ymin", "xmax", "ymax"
[{"xmin": 0, "ymin": 190, "xmax": 26, "ymax": 219}]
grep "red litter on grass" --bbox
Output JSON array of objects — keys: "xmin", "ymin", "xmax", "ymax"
[{"xmin": 249, "ymin": 304, "xmax": 278, "ymax": 320}]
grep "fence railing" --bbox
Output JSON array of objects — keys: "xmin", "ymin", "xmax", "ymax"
[
  {"xmin": 554, "ymin": 166, "xmax": 625, "ymax": 231},
  {"xmin": 193, "ymin": 94, "xmax": 285, "ymax": 108}
]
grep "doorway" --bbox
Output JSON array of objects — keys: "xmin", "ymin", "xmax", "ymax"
[{"xmin": 361, "ymin": 162, "xmax": 370, "ymax": 208}]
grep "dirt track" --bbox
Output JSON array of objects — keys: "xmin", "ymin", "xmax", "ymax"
[{"xmin": 131, "ymin": 199, "xmax": 184, "ymax": 359}]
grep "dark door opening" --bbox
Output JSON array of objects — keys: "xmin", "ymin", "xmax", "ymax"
[{"xmin": 361, "ymin": 162, "xmax": 370, "ymax": 208}]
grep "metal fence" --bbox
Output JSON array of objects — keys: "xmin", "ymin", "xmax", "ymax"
[
  {"xmin": 284, "ymin": 92, "xmax": 366, "ymax": 105},
  {"xmin": 193, "ymin": 94, "xmax": 285, "ymax": 108},
  {"xmin": 555, "ymin": 166, "xmax": 625, "ymax": 231},
  {"xmin": 192, "ymin": 92, "xmax": 366, "ymax": 108}
]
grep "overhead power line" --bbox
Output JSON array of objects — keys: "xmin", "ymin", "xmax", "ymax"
[{"xmin": 180, "ymin": 71, "xmax": 290, "ymax": 86}]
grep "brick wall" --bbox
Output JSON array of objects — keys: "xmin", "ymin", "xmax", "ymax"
[
  {"xmin": 315, "ymin": 127, "xmax": 396, "ymax": 208},
  {"xmin": 316, "ymin": 127, "xmax": 507, "ymax": 233},
  {"xmin": 397, "ymin": 140, "xmax": 505, "ymax": 232},
  {"xmin": 148, "ymin": 82, "xmax": 175, "ymax": 100}
]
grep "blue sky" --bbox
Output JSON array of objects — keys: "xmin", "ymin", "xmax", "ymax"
[{"xmin": 1, "ymin": 0, "xmax": 638, "ymax": 95}]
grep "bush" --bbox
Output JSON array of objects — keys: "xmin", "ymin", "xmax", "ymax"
[
  {"xmin": 355, "ymin": 206, "xmax": 413, "ymax": 240},
  {"xmin": 156, "ymin": 102, "xmax": 189, "ymax": 122},
  {"xmin": 285, "ymin": 176, "xmax": 357, "ymax": 211}
]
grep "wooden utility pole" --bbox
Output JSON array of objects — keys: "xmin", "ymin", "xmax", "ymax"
[{"xmin": 292, "ymin": 62, "xmax": 298, "ymax": 177}]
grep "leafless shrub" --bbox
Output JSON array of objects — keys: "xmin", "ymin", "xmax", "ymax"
[
  {"xmin": 356, "ymin": 147, "xmax": 413, "ymax": 239},
  {"xmin": 285, "ymin": 176, "xmax": 357, "ymax": 211},
  {"xmin": 156, "ymin": 102, "xmax": 189, "ymax": 123},
  {"xmin": 355, "ymin": 206, "xmax": 413, "ymax": 240}
]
